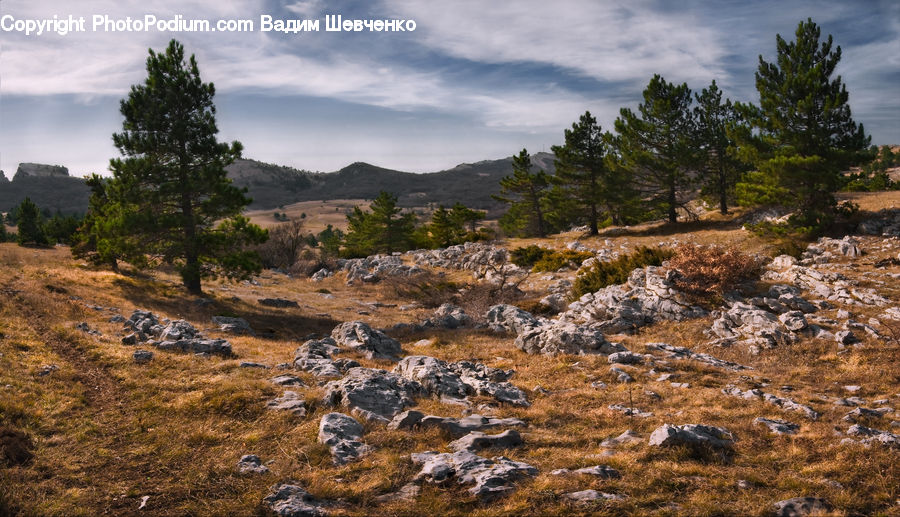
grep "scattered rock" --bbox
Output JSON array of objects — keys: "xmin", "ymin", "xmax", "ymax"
[
  {"xmin": 600, "ymin": 429, "xmax": 642, "ymax": 448},
  {"xmin": 563, "ymin": 490, "xmax": 625, "ymax": 504},
  {"xmin": 772, "ymin": 497, "xmax": 832, "ymax": 517},
  {"xmin": 237, "ymin": 454, "xmax": 269, "ymax": 474},
  {"xmin": 485, "ymin": 304, "xmax": 540, "ymax": 334},
  {"xmin": 323, "ymin": 367, "xmax": 422, "ymax": 418},
  {"xmin": 266, "ymin": 391, "xmax": 307, "ymax": 416},
  {"xmin": 258, "ymin": 298, "xmax": 299, "ymax": 308},
  {"xmin": 553, "ymin": 465, "xmax": 621, "ymax": 479},
  {"xmin": 318, "ymin": 412, "xmax": 371, "ymax": 465},
  {"xmin": 608, "ymin": 351, "xmax": 644, "ymax": 364},
  {"xmin": 516, "ymin": 321, "xmax": 624, "ymax": 356},
  {"xmin": 410, "ymin": 450, "xmax": 538, "ymax": 500},
  {"xmin": 271, "ymin": 374, "xmax": 305, "ymax": 387},
  {"xmin": 608, "ymin": 404, "xmax": 652, "ymax": 418},
  {"xmin": 393, "ymin": 355, "xmax": 529, "ymax": 406},
  {"xmin": 211, "ymin": 316, "xmax": 254, "ymax": 335},
  {"xmin": 133, "ymin": 350, "xmax": 153, "ymax": 363},
  {"xmin": 722, "ymin": 385, "xmax": 820, "ymax": 420},
  {"xmin": 753, "ymin": 417, "xmax": 800, "ymax": 435},
  {"xmin": 37, "ymin": 364, "xmax": 58, "ymax": 377},
  {"xmin": 263, "ymin": 482, "xmax": 326, "ymax": 517},
  {"xmin": 846, "ymin": 424, "xmax": 900, "ymax": 447},
  {"xmin": 423, "ymin": 303, "xmax": 473, "ymax": 329},
  {"xmin": 448, "ymin": 430, "xmax": 523, "ymax": 453},
  {"xmin": 331, "ymin": 321, "xmax": 402, "ymax": 361},
  {"xmin": 648, "ymin": 424, "xmax": 734, "ymax": 452},
  {"xmin": 645, "ymin": 342, "xmax": 751, "ymax": 371},
  {"xmin": 240, "ymin": 361, "xmax": 269, "ymax": 369},
  {"xmin": 293, "ymin": 338, "xmax": 343, "ymax": 378}
]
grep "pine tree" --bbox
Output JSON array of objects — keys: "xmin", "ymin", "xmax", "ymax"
[
  {"xmin": 552, "ymin": 113, "xmax": 612, "ymax": 234},
  {"xmin": 13, "ymin": 197, "xmax": 48, "ymax": 246},
  {"xmin": 734, "ymin": 19, "xmax": 870, "ymax": 228},
  {"xmin": 449, "ymin": 202, "xmax": 485, "ymax": 234},
  {"xmin": 614, "ymin": 75, "xmax": 697, "ymax": 223},
  {"xmin": 342, "ymin": 192, "xmax": 416, "ymax": 256},
  {"xmin": 494, "ymin": 149, "xmax": 550, "ymax": 237},
  {"xmin": 427, "ymin": 205, "xmax": 460, "ymax": 248},
  {"xmin": 96, "ymin": 40, "xmax": 266, "ymax": 293},
  {"xmin": 694, "ymin": 80, "xmax": 746, "ymax": 214},
  {"xmin": 0, "ymin": 216, "xmax": 7, "ymax": 243}
]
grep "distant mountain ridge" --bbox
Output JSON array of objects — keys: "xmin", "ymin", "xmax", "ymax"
[{"xmin": 0, "ymin": 153, "xmax": 556, "ymax": 215}]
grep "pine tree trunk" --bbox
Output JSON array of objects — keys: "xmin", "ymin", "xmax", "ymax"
[
  {"xmin": 719, "ymin": 161, "xmax": 728, "ymax": 215},
  {"xmin": 668, "ymin": 180, "xmax": 677, "ymax": 223},
  {"xmin": 589, "ymin": 203, "xmax": 599, "ymax": 235}
]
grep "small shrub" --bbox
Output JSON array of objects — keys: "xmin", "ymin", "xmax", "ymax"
[
  {"xmin": 532, "ymin": 250, "xmax": 594, "ymax": 272},
  {"xmin": 667, "ymin": 244, "xmax": 763, "ymax": 300},
  {"xmin": 572, "ymin": 246, "xmax": 674, "ymax": 298},
  {"xmin": 510, "ymin": 245, "xmax": 550, "ymax": 268},
  {"xmin": 510, "ymin": 245, "xmax": 593, "ymax": 272},
  {"xmin": 382, "ymin": 271, "xmax": 461, "ymax": 308}
]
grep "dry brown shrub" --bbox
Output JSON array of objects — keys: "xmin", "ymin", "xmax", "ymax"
[{"xmin": 668, "ymin": 243, "xmax": 763, "ymax": 299}]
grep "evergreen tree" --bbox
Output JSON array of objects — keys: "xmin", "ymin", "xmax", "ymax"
[
  {"xmin": 44, "ymin": 212, "xmax": 82, "ymax": 245},
  {"xmin": 494, "ymin": 149, "xmax": 550, "ymax": 237},
  {"xmin": 614, "ymin": 75, "xmax": 697, "ymax": 223},
  {"xmin": 694, "ymin": 80, "xmax": 746, "ymax": 214},
  {"xmin": 13, "ymin": 197, "xmax": 48, "ymax": 246},
  {"xmin": 449, "ymin": 202, "xmax": 485, "ymax": 234},
  {"xmin": 427, "ymin": 205, "xmax": 461, "ymax": 248},
  {"xmin": 342, "ymin": 192, "xmax": 416, "ymax": 256},
  {"xmin": 0, "ymin": 216, "xmax": 7, "ymax": 243},
  {"xmin": 96, "ymin": 40, "xmax": 266, "ymax": 293},
  {"xmin": 551, "ymin": 111, "xmax": 616, "ymax": 235},
  {"xmin": 316, "ymin": 225, "xmax": 344, "ymax": 257},
  {"xmin": 734, "ymin": 19, "xmax": 870, "ymax": 228}
]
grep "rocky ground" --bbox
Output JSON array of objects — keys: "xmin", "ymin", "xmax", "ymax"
[{"xmin": 1, "ymin": 193, "xmax": 899, "ymax": 516}]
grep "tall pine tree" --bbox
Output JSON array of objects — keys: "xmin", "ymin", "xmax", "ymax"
[
  {"xmin": 551, "ymin": 112, "xmax": 611, "ymax": 234},
  {"xmin": 13, "ymin": 197, "xmax": 48, "ymax": 246},
  {"xmin": 494, "ymin": 149, "xmax": 550, "ymax": 237},
  {"xmin": 734, "ymin": 19, "xmax": 869, "ymax": 228},
  {"xmin": 614, "ymin": 75, "xmax": 697, "ymax": 223},
  {"xmin": 694, "ymin": 80, "xmax": 746, "ymax": 214},
  {"xmin": 343, "ymin": 192, "xmax": 416, "ymax": 256},
  {"xmin": 98, "ymin": 40, "xmax": 266, "ymax": 294}
]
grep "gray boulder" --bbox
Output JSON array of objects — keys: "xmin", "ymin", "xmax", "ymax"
[
  {"xmin": 133, "ymin": 350, "xmax": 153, "ymax": 363},
  {"xmin": 423, "ymin": 304, "xmax": 473, "ymax": 329},
  {"xmin": 393, "ymin": 356, "xmax": 469, "ymax": 399},
  {"xmin": 266, "ymin": 391, "xmax": 307, "ymax": 416},
  {"xmin": 485, "ymin": 304, "xmax": 541, "ymax": 334},
  {"xmin": 515, "ymin": 321, "xmax": 624, "ymax": 356},
  {"xmin": 564, "ymin": 490, "xmax": 625, "ymax": 504},
  {"xmin": 388, "ymin": 411, "xmax": 526, "ymax": 437},
  {"xmin": 846, "ymin": 424, "xmax": 900, "ymax": 447},
  {"xmin": 754, "ymin": 417, "xmax": 800, "ymax": 435},
  {"xmin": 331, "ymin": 321, "xmax": 402, "ymax": 361},
  {"xmin": 271, "ymin": 374, "xmax": 305, "ymax": 387},
  {"xmin": 773, "ymin": 497, "xmax": 832, "ymax": 517},
  {"xmin": 293, "ymin": 338, "xmax": 344, "ymax": 378},
  {"xmin": 393, "ymin": 356, "xmax": 530, "ymax": 407},
  {"xmin": 410, "ymin": 450, "xmax": 537, "ymax": 500},
  {"xmin": 645, "ymin": 342, "xmax": 751, "ymax": 371},
  {"xmin": 318, "ymin": 412, "xmax": 371, "ymax": 465},
  {"xmin": 448, "ymin": 430, "xmax": 523, "ymax": 453},
  {"xmin": 263, "ymin": 482, "xmax": 326, "ymax": 517},
  {"xmin": 237, "ymin": 454, "xmax": 269, "ymax": 474},
  {"xmin": 323, "ymin": 367, "xmax": 422, "ymax": 418},
  {"xmin": 211, "ymin": 316, "xmax": 255, "ymax": 335},
  {"xmin": 648, "ymin": 424, "xmax": 734, "ymax": 451}
]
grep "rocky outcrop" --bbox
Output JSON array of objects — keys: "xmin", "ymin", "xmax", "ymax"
[
  {"xmin": 754, "ymin": 417, "xmax": 800, "ymax": 435},
  {"xmin": 318, "ymin": 412, "xmax": 371, "ymax": 465},
  {"xmin": 266, "ymin": 391, "xmax": 307, "ymax": 416},
  {"xmin": 331, "ymin": 321, "xmax": 402, "ymax": 361},
  {"xmin": 485, "ymin": 304, "xmax": 540, "ymax": 334},
  {"xmin": 410, "ymin": 450, "xmax": 538, "ymax": 500},
  {"xmin": 13, "ymin": 163, "xmax": 69, "ymax": 179},
  {"xmin": 340, "ymin": 254, "xmax": 424, "ymax": 284},
  {"xmin": 763, "ymin": 265, "xmax": 890, "ymax": 306},
  {"xmin": 123, "ymin": 310, "xmax": 232, "ymax": 356},
  {"xmin": 411, "ymin": 243, "xmax": 510, "ymax": 272},
  {"xmin": 561, "ymin": 266, "xmax": 708, "ymax": 334},
  {"xmin": 322, "ymin": 367, "xmax": 422, "ymax": 418},
  {"xmin": 645, "ymin": 342, "xmax": 751, "ymax": 371},
  {"xmin": 422, "ymin": 304, "xmax": 473, "ymax": 329},
  {"xmin": 393, "ymin": 356, "xmax": 529, "ymax": 406},
  {"xmin": 237, "ymin": 454, "xmax": 269, "ymax": 474},
  {"xmin": 845, "ymin": 424, "xmax": 900, "ymax": 448},
  {"xmin": 515, "ymin": 321, "xmax": 624, "ymax": 356},
  {"xmin": 293, "ymin": 338, "xmax": 353, "ymax": 378}
]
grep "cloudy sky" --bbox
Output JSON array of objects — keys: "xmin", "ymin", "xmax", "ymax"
[{"xmin": 1, "ymin": 0, "xmax": 898, "ymax": 177}]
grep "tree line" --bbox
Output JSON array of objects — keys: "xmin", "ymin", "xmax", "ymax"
[{"xmin": 495, "ymin": 19, "xmax": 883, "ymax": 238}]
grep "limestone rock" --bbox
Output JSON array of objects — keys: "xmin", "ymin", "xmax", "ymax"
[
  {"xmin": 423, "ymin": 304, "xmax": 473, "ymax": 329},
  {"xmin": 485, "ymin": 304, "xmax": 540, "ymax": 334},
  {"xmin": 211, "ymin": 316, "xmax": 254, "ymax": 335},
  {"xmin": 772, "ymin": 497, "xmax": 832, "ymax": 517},
  {"xmin": 515, "ymin": 321, "xmax": 624, "ymax": 356},
  {"xmin": 237, "ymin": 454, "xmax": 269, "ymax": 474},
  {"xmin": 133, "ymin": 350, "xmax": 153, "ymax": 363},
  {"xmin": 448, "ymin": 430, "xmax": 523, "ymax": 453},
  {"xmin": 293, "ymin": 338, "xmax": 344, "ymax": 378},
  {"xmin": 722, "ymin": 385, "xmax": 820, "ymax": 420},
  {"xmin": 411, "ymin": 450, "xmax": 537, "ymax": 500},
  {"xmin": 266, "ymin": 391, "xmax": 307, "ymax": 416},
  {"xmin": 263, "ymin": 482, "xmax": 326, "ymax": 517},
  {"xmin": 564, "ymin": 490, "xmax": 625, "ymax": 504},
  {"xmin": 648, "ymin": 424, "xmax": 734, "ymax": 451},
  {"xmin": 318, "ymin": 412, "xmax": 371, "ymax": 465},
  {"xmin": 754, "ymin": 417, "xmax": 800, "ymax": 435},
  {"xmin": 331, "ymin": 321, "xmax": 402, "ymax": 361},
  {"xmin": 645, "ymin": 342, "xmax": 751, "ymax": 371},
  {"xmin": 323, "ymin": 367, "xmax": 422, "ymax": 418}
]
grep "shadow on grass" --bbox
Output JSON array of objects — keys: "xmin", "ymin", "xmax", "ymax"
[{"xmin": 112, "ymin": 276, "xmax": 339, "ymax": 341}]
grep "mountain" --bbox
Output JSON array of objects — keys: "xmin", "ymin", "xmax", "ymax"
[
  {"xmin": 227, "ymin": 153, "xmax": 556, "ymax": 215},
  {"xmin": 0, "ymin": 154, "xmax": 555, "ymax": 215}
]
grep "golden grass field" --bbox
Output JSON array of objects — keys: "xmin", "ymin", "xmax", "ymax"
[{"xmin": 1, "ymin": 192, "xmax": 899, "ymax": 516}]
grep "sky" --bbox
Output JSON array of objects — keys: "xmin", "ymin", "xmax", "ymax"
[{"xmin": 1, "ymin": 0, "xmax": 898, "ymax": 177}]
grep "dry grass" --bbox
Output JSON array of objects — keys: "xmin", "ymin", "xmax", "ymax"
[{"xmin": 1, "ymin": 191, "xmax": 899, "ymax": 516}]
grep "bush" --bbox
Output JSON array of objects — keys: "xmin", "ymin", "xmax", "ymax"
[
  {"xmin": 510, "ymin": 245, "xmax": 594, "ymax": 272},
  {"xmin": 667, "ymin": 244, "xmax": 763, "ymax": 300},
  {"xmin": 572, "ymin": 246, "xmax": 673, "ymax": 298},
  {"xmin": 254, "ymin": 219, "xmax": 310, "ymax": 269}
]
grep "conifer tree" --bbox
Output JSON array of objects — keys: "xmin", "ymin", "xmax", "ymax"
[
  {"xmin": 427, "ymin": 205, "xmax": 460, "ymax": 248},
  {"xmin": 494, "ymin": 149, "xmax": 550, "ymax": 237},
  {"xmin": 614, "ymin": 75, "xmax": 697, "ymax": 223},
  {"xmin": 734, "ymin": 19, "xmax": 869, "ymax": 228},
  {"xmin": 96, "ymin": 40, "xmax": 266, "ymax": 293},
  {"xmin": 343, "ymin": 192, "xmax": 416, "ymax": 256},
  {"xmin": 449, "ymin": 202, "xmax": 485, "ymax": 234},
  {"xmin": 13, "ymin": 197, "xmax": 48, "ymax": 246},
  {"xmin": 694, "ymin": 80, "xmax": 746, "ymax": 214},
  {"xmin": 552, "ymin": 113, "xmax": 611, "ymax": 234}
]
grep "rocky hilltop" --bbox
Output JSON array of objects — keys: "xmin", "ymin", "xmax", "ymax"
[{"xmin": 13, "ymin": 163, "xmax": 70, "ymax": 180}]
